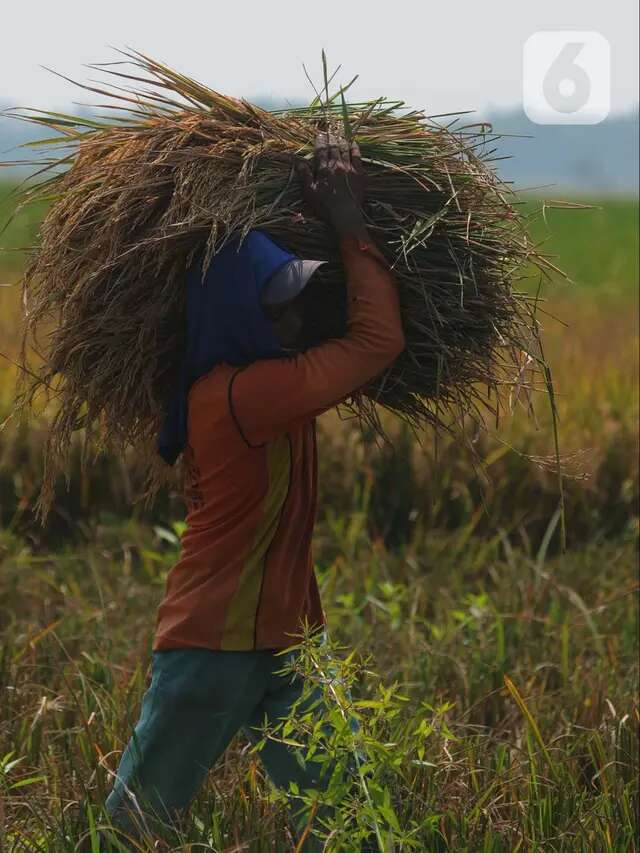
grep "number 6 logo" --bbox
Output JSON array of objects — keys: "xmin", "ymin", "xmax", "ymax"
[{"xmin": 523, "ymin": 31, "xmax": 610, "ymax": 125}]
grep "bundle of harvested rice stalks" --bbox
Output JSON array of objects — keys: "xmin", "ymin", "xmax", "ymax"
[{"xmin": 1, "ymin": 50, "xmax": 563, "ymax": 519}]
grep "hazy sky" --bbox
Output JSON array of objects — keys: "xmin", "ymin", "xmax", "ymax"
[{"xmin": 1, "ymin": 1, "xmax": 638, "ymax": 116}]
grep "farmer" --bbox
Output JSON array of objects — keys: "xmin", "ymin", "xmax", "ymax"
[{"xmin": 101, "ymin": 132, "xmax": 404, "ymax": 851}]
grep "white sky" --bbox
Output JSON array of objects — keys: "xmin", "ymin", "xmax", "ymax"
[{"xmin": 1, "ymin": 0, "xmax": 638, "ymax": 116}]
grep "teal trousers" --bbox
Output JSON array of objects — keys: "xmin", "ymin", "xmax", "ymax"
[{"xmin": 104, "ymin": 633, "xmax": 368, "ymax": 851}]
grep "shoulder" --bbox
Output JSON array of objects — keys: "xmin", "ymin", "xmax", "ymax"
[
  {"xmin": 189, "ymin": 362, "xmax": 233, "ymax": 396},
  {"xmin": 188, "ymin": 363, "xmax": 237, "ymax": 428},
  {"xmin": 187, "ymin": 363, "xmax": 257, "ymax": 452}
]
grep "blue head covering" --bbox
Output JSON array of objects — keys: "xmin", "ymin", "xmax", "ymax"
[{"xmin": 157, "ymin": 229, "xmax": 299, "ymax": 465}]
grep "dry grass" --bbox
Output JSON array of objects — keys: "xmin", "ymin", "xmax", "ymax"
[{"xmin": 3, "ymin": 50, "xmax": 562, "ymax": 517}]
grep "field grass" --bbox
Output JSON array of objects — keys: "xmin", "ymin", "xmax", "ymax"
[
  {"xmin": 0, "ymin": 180, "xmax": 638, "ymax": 850},
  {"xmin": 1, "ymin": 505, "xmax": 637, "ymax": 850},
  {"xmin": 522, "ymin": 195, "xmax": 639, "ymax": 294}
]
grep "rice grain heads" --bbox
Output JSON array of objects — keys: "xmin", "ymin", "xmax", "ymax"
[{"xmin": 2, "ymin": 50, "xmax": 561, "ymax": 517}]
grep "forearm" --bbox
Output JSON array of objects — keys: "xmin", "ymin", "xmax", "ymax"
[
  {"xmin": 336, "ymin": 228, "xmax": 405, "ymax": 367},
  {"xmin": 229, "ymin": 231, "xmax": 404, "ymax": 445}
]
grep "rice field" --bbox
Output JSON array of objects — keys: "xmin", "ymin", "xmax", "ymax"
[{"xmin": 0, "ymin": 182, "xmax": 638, "ymax": 850}]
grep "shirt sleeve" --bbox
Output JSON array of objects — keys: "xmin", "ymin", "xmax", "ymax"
[{"xmin": 228, "ymin": 232, "xmax": 405, "ymax": 447}]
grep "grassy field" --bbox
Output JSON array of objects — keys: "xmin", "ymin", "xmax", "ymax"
[{"xmin": 0, "ymin": 181, "xmax": 638, "ymax": 851}]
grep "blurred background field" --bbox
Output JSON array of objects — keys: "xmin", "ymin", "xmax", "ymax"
[
  {"xmin": 2, "ymin": 0, "xmax": 639, "ymax": 839},
  {"xmin": 1, "ymin": 179, "xmax": 637, "ymax": 548},
  {"xmin": 1, "ymin": 170, "xmax": 638, "ymax": 847}
]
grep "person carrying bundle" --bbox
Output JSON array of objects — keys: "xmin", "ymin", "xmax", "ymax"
[{"xmin": 101, "ymin": 132, "xmax": 404, "ymax": 851}]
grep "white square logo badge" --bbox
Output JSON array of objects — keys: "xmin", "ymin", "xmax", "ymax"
[{"xmin": 523, "ymin": 31, "xmax": 610, "ymax": 125}]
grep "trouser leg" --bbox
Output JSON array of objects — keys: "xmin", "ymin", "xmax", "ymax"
[
  {"xmin": 104, "ymin": 648, "xmax": 268, "ymax": 844},
  {"xmin": 242, "ymin": 640, "xmax": 367, "ymax": 852}
]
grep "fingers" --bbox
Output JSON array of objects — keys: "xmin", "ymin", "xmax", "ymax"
[
  {"xmin": 327, "ymin": 134, "xmax": 351, "ymax": 171},
  {"xmin": 295, "ymin": 157, "xmax": 314, "ymax": 193},
  {"xmin": 315, "ymin": 130, "xmax": 350, "ymax": 174},
  {"xmin": 328, "ymin": 143, "xmax": 341, "ymax": 168},
  {"xmin": 350, "ymin": 140, "xmax": 363, "ymax": 174},
  {"xmin": 338, "ymin": 137, "xmax": 351, "ymax": 169},
  {"xmin": 306, "ymin": 131, "xmax": 363, "ymax": 189},
  {"xmin": 317, "ymin": 132, "xmax": 363, "ymax": 170},
  {"xmin": 314, "ymin": 131, "xmax": 330, "ymax": 176},
  {"xmin": 327, "ymin": 134, "xmax": 346, "ymax": 170}
]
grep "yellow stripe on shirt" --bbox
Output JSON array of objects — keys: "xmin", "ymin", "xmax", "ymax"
[{"xmin": 220, "ymin": 434, "xmax": 292, "ymax": 649}]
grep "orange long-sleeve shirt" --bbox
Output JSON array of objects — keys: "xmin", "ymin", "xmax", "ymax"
[{"xmin": 153, "ymin": 232, "xmax": 404, "ymax": 651}]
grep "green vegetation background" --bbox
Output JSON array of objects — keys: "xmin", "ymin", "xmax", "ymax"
[{"xmin": 0, "ymin": 179, "xmax": 637, "ymax": 850}]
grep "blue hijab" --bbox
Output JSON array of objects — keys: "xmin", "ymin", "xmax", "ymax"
[{"xmin": 157, "ymin": 229, "xmax": 298, "ymax": 465}]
